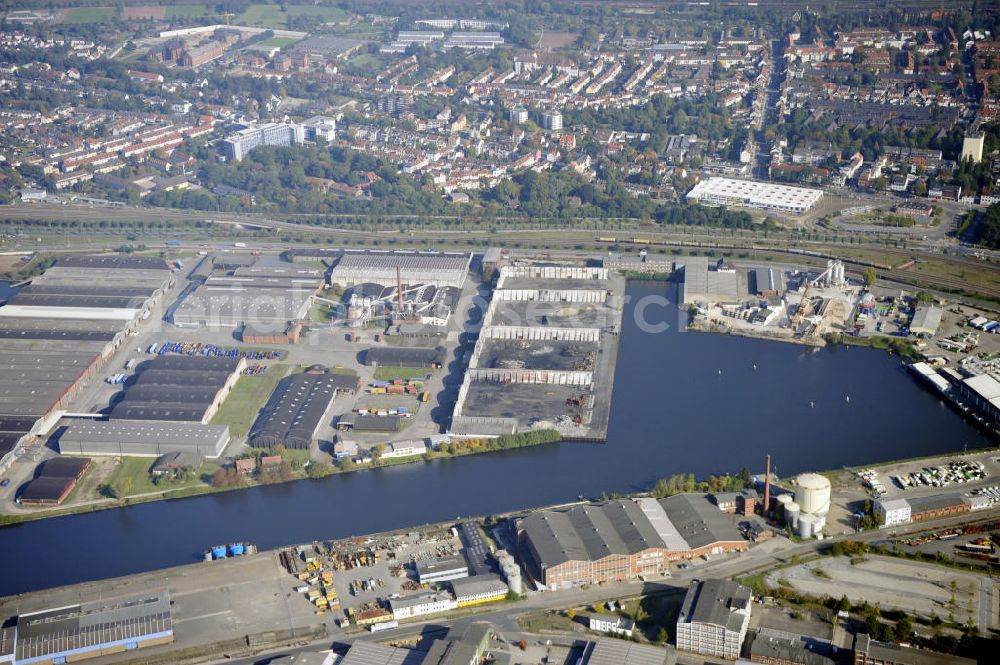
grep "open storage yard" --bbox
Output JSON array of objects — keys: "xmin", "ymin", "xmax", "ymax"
[{"xmin": 767, "ymin": 555, "xmax": 998, "ymax": 628}]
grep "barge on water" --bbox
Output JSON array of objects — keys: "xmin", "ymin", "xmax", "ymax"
[{"xmin": 204, "ymin": 542, "xmax": 257, "ymax": 561}]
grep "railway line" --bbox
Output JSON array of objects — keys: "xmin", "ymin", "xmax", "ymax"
[{"xmin": 5, "ymin": 203, "xmax": 1000, "ymax": 301}]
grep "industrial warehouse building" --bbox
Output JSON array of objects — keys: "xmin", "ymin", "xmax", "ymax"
[
  {"xmin": 518, "ymin": 495, "xmax": 746, "ymax": 589},
  {"xmin": 171, "ymin": 267, "xmax": 324, "ymax": 329},
  {"xmin": 449, "ymin": 575, "xmax": 509, "ymax": 607},
  {"xmin": 109, "ymin": 355, "xmax": 244, "ymax": 423},
  {"xmin": 686, "ymin": 177, "xmax": 824, "ymax": 214},
  {"xmin": 578, "ymin": 639, "xmax": 677, "ymax": 665},
  {"xmin": 679, "ymin": 256, "xmax": 742, "ymax": 304},
  {"xmin": 909, "ymin": 304, "xmax": 943, "ymax": 337},
  {"xmin": 59, "ymin": 421, "xmax": 231, "ymax": 458},
  {"xmin": 327, "ymin": 249, "xmax": 472, "ymax": 289},
  {"xmin": 9, "ymin": 592, "xmax": 173, "ymax": 664},
  {"xmin": 957, "ymin": 373, "xmax": 1000, "ymax": 425},
  {"xmin": 416, "ymin": 555, "xmax": 469, "ymax": 584},
  {"xmin": 364, "ymin": 346, "xmax": 447, "ymax": 368},
  {"xmin": 675, "ymin": 579, "xmax": 752, "ymax": 660},
  {"xmin": 0, "ymin": 256, "xmax": 170, "ymax": 449},
  {"xmin": 248, "ymin": 368, "xmax": 356, "ymax": 449},
  {"xmin": 19, "ymin": 455, "xmax": 92, "ymax": 506},
  {"xmin": 853, "ymin": 633, "xmax": 977, "ymax": 665}
]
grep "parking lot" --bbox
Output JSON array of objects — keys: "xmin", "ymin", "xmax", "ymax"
[{"xmin": 856, "ymin": 452, "xmax": 1000, "ymax": 503}]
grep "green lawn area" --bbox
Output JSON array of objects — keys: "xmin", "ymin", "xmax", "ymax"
[
  {"xmin": 107, "ymin": 456, "xmax": 221, "ymax": 497},
  {"xmin": 349, "ymin": 53, "xmax": 383, "ymax": 68},
  {"xmin": 63, "ymin": 6, "xmax": 117, "ymax": 23},
  {"xmin": 285, "ymin": 4, "xmax": 346, "ymax": 22},
  {"xmin": 238, "ymin": 3, "xmax": 346, "ymax": 28},
  {"xmin": 373, "ymin": 366, "xmax": 432, "ymax": 381},
  {"xmin": 308, "ymin": 301, "xmax": 338, "ymax": 323},
  {"xmin": 167, "ymin": 4, "xmax": 209, "ymax": 18},
  {"xmin": 211, "ymin": 364, "xmax": 290, "ymax": 438},
  {"xmin": 328, "ymin": 365, "xmax": 358, "ymax": 376},
  {"xmin": 259, "ymin": 36, "xmax": 302, "ymax": 48}
]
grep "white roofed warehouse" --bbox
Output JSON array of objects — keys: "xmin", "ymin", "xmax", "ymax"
[
  {"xmin": 326, "ymin": 249, "xmax": 472, "ymax": 289},
  {"xmin": 58, "ymin": 421, "xmax": 231, "ymax": 458},
  {"xmin": 686, "ymin": 177, "xmax": 824, "ymax": 214}
]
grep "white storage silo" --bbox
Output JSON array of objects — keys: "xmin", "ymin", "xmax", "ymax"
[
  {"xmin": 795, "ymin": 473, "xmax": 831, "ymax": 516},
  {"xmin": 786, "ymin": 501, "xmax": 801, "ymax": 528},
  {"xmin": 798, "ymin": 512, "xmax": 819, "ymax": 538},
  {"xmin": 814, "ymin": 515, "xmax": 826, "ymax": 536},
  {"xmin": 775, "ymin": 494, "xmax": 792, "ymax": 521}
]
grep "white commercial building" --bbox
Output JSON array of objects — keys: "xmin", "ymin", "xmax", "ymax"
[
  {"xmin": 676, "ymin": 579, "xmax": 752, "ymax": 660},
  {"xmin": 874, "ymin": 498, "xmax": 912, "ymax": 527},
  {"xmin": 450, "ymin": 575, "xmax": 510, "ymax": 607},
  {"xmin": 301, "ymin": 116, "xmax": 337, "ymax": 142},
  {"xmin": 589, "ymin": 614, "xmax": 635, "ymax": 636},
  {"xmin": 416, "ymin": 555, "xmax": 469, "ymax": 584},
  {"xmin": 220, "ymin": 122, "xmax": 305, "ymax": 162},
  {"xmin": 382, "ymin": 441, "xmax": 427, "ymax": 459},
  {"xmin": 686, "ymin": 177, "xmax": 824, "ymax": 214},
  {"xmin": 541, "ymin": 111, "xmax": 563, "ymax": 131},
  {"xmin": 389, "ymin": 592, "xmax": 456, "ymax": 620}
]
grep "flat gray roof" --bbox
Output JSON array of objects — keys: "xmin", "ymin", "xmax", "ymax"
[
  {"xmin": 16, "ymin": 592, "xmax": 172, "ymax": 662},
  {"xmin": 339, "ymin": 641, "xmax": 426, "ymax": 665},
  {"xmin": 61, "ymin": 421, "xmax": 229, "ymax": 446},
  {"xmin": 579, "ymin": 639, "xmax": 677, "ymax": 665},
  {"xmin": 520, "ymin": 495, "xmax": 743, "ymax": 569},
  {"xmin": 678, "ymin": 579, "xmax": 751, "ymax": 633}
]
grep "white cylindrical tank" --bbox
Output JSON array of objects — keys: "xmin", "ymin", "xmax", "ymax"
[
  {"xmin": 775, "ymin": 494, "xmax": 792, "ymax": 519},
  {"xmin": 786, "ymin": 501, "xmax": 801, "ymax": 528},
  {"xmin": 795, "ymin": 473, "xmax": 831, "ymax": 516},
  {"xmin": 798, "ymin": 512, "xmax": 819, "ymax": 538}
]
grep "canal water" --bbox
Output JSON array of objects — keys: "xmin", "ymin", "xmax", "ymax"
[{"xmin": 0, "ymin": 283, "xmax": 989, "ymax": 596}]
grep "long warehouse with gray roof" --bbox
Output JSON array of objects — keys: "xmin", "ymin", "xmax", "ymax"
[
  {"xmin": 8, "ymin": 591, "xmax": 173, "ymax": 665},
  {"xmin": 0, "ymin": 256, "xmax": 170, "ymax": 460},
  {"xmin": 517, "ymin": 494, "xmax": 746, "ymax": 589},
  {"xmin": 58, "ymin": 421, "xmax": 231, "ymax": 458},
  {"xmin": 171, "ymin": 266, "xmax": 324, "ymax": 328},
  {"xmin": 327, "ymin": 249, "xmax": 471, "ymax": 289},
  {"xmin": 108, "ymin": 355, "xmax": 244, "ymax": 424},
  {"xmin": 249, "ymin": 367, "xmax": 355, "ymax": 449}
]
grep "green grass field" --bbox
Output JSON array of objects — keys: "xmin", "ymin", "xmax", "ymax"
[
  {"xmin": 285, "ymin": 4, "xmax": 346, "ymax": 22},
  {"xmin": 108, "ymin": 456, "xmax": 221, "ymax": 497},
  {"xmin": 211, "ymin": 364, "xmax": 289, "ymax": 438},
  {"xmin": 63, "ymin": 7, "xmax": 116, "ymax": 23},
  {"xmin": 373, "ymin": 366, "xmax": 433, "ymax": 381},
  {"xmin": 238, "ymin": 3, "xmax": 346, "ymax": 28},
  {"xmin": 167, "ymin": 5, "xmax": 209, "ymax": 18},
  {"xmin": 259, "ymin": 36, "xmax": 302, "ymax": 48}
]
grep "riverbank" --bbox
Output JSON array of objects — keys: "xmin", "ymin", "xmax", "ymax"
[
  {"xmin": 0, "ymin": 429, "xmax": 564, "ymax": 527},
  {"xmin": 687, "ymin": 317, "xmax": 825, "ymax": 347}
]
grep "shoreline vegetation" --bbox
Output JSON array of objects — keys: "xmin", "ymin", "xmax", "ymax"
[{"xmin": 0, "ymin": 430, "xmax": 564, "ymax": 527}]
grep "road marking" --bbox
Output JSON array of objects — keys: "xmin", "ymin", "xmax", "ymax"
[{"xmin": 175, "ymin": 610, "xmax": 232, "ymax": 623}]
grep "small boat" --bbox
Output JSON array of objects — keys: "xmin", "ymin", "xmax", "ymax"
[
  {"xmin": 810, "ymin": 401, "xmax": 815, "ymax": 408},
  {"xmin": 845, "ymin": 395, "xmax": 851, "ymax": 403}
]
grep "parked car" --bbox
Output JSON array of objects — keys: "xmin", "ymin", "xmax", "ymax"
[{"xmin": 0, "ymin": 478, "xmax": 10, "ymax": 488}]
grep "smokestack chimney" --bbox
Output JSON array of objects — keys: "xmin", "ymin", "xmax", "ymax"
[
  {"xmin": 763, "ymin": 454, "xmax": 771, "ymax": 517},
  {"xmin": 396, "ymin": 266, "xmax": 404, "ymax": 312}
]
